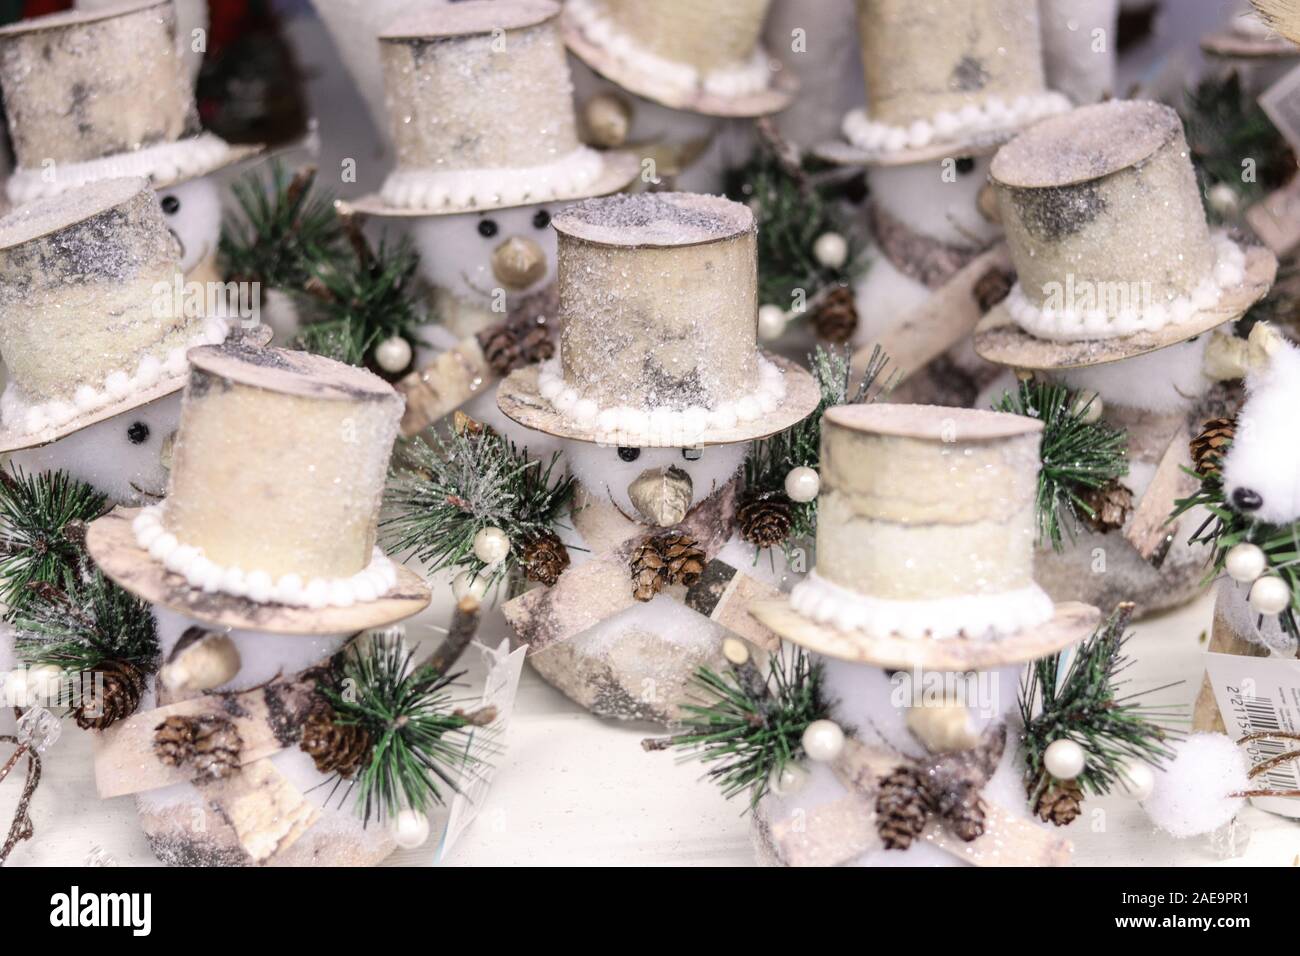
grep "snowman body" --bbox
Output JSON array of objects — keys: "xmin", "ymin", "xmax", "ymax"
[{"xmin": 155, "ymin": 176, "xmax": 224, "ymax": 278}]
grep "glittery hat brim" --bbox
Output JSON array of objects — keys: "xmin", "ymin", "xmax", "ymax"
[
  {"xmin": 342, "ymin": 150, "xmax": 641, "ymax": 218},
  {"xmin": 560, "ymin": 12, "xmax": 796, "ymax": 118},
  {"xmin": 748, "ymin": 598, "xmax": 1099, "ymax": 670},
  {"xmin": 0, "ymin": 324, "xmax": 272, "ymax": 454},
  {"xmin": 86, "ymin": 507, "xmax": 432, "ymax": 636},
  {"xmin": 496, "ymin": 353, "xmax": 821, "ymax": 448},
  {"xmin": 811, "ymin": 128, "xmax": 1013, "ymax": 168},
  {"xmin": 1200, "ymin": 29, "xmax": 1299, "ymax": 58},
  {"xmin": 973, "ymin": 244, "xmax": 1278, "ymax": 371},
  {"xmin": 152, "ymin": 142, "xmax": 266, "ymax": 190}
]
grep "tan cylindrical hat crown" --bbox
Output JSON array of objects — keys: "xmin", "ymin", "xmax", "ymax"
[
  {"xmin": 0, "ymin": 0, "xmax": 197, "ymax": 169},
  {"xmin": 594, "ymin": 0, "xmax": 770, "ymax": 71},
  {"xmin": 163, "ymin": 346, "xmax": 403, "ymax": 583}
]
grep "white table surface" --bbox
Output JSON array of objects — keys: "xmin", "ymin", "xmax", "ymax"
[{"xmin": 8, "ymin": 586, "xmax": 1299, "ymax": 868}]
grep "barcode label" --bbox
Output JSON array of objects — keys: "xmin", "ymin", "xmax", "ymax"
[{"xmin": 1206, "ymin": 652, "xmax": 1300, "ymax": 818}]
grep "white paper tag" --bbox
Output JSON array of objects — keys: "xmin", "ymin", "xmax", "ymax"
[
  {"xmin": 1205, "ymin": 651, "xmax": 1300, "ymax": 818},
  {"xmin": 436, "ymin": 639, "xmax": 527, "ymax": 859}
]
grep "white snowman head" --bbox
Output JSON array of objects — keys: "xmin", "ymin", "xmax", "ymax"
[
  {"xmin": 1222, "ymin": 327, "xmax": 1300, "ymax": 525},
  {"xmin": 155, "ymin": 176, "xmax": 223, "ymax": 275},
  {"xmin": 409, "ymin": 203, "xmax": 558, "ymax": 309},
  {"xmin": 868, "ymin": 155, "xmax": 1000, "ymax": 247},
  {"xmin": 563, "ymin": 440, "xmax": 748, "ymax": 527},
  {"xmin": 6, "ymin": 393, "xmax": 181, "ymax": 506}
]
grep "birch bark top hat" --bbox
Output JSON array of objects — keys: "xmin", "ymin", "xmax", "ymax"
[
  {"xmin": 87, "ymin": 344, "xmax": 431, "ymax": 635},
  {"xmin": 974, "ymin": 100, "xmax": 1276, "ymax": 371},
  {"xmin": 749, "ymin": 404, "xmax": 1100, "ymax": 670},
  {"xmin": 0, "ymin": 176, "xmax": 261, "ymax": 454},
  {"xmin": 496, "ymin": 191, "xmax": 820, "ymax": 448},
  {"xmin": 0, "ymin": 0, "xmax": 260, "ymax": 206},
  {"xmin": 815, "ymin": 0, "xmax": 1071, "ymax": 167},
  {"xmin": 346, "ymin": 0, "xmax": 638, "ymax": 217},
  {"xmin": 559, "ymin": 0, "xmax": 796, "ymax": 117},
  {"xmin": 1202, "ymin": 5, "xmax": 1299, "ymax": 58}
]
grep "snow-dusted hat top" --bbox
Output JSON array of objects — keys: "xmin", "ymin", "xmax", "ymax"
[
  {"xmin": 975, "ymin": 100, "xmax": 1276, "ymax": 370},
  {"xmin": 347, "ymin": 0, "xmax": 638, "ymax": 217},
  {"xmin": 749, "ymin": 404, "xmax": 1099, "ymax": 669},
  {"xmin": 1202, "ymin": 6, "xmax": 1299, "ymax": 58},
  {"xmin": 87, "ymin": 344, "xmax": 431, "ymax": 635},
  {"xmin": 497, "ymin": 191, "xmax": 819, "ymax": 448},
  {"xmin": 0, "ymin": 177, "xmax": 246, "ymax": 453},
  {"xmin": 0, "ymin": 0, "xmax": 260, "ymax": 205},
  {"xmin": 816, "ymin": 0, "xmax": 1070, "ymax": 167}
]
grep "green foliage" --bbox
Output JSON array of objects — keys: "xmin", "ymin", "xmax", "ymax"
[
  {"xmin": 994, "ymin": 380, "xmax": 1129, "ymax": 551},
  {"xmin": 0, "ymin": 468, "xmax": 109, "ymax": 618},
  {"xmin": 12, "ymin": 570, "xmax": 159, "ymax": 676},
  {"xmin": 382, "ymin": 427, "xmax": 575, "ymax": 588},
  {"xmin": 219, "ymin": 161, "xmax": 342, "ymax": 290},
  {"xmin": 1020, "ymin": 603, "xmax": 1179, "ymax": 801},
  {"xmin": 320, "ymin": 633, "xmax": 485, "ymax": 823},
  {"xmin": 743, "ymin": 346, "xmax": 893, "ymax": 549},
  {"xmin": 659, "ymin": 647, "xmax": 828, "ymax": 810}
]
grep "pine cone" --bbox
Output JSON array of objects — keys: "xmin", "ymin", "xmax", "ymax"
[
  {"xmin": 73, "ymin": 659, "xmax": 145, "ymax": 731},
  {"xmin": 479, "ymin": 321, "xmax": 554, "ymax": 377},
  {"xmin": 299, "ymin": 699, "xmax": 371, "ymax": 778},
  {"xmin": 1032, "ymin": 777, "xmax": 1083, "ymax": 827},
  {"xmin": 737, "ymin": 492, "xmax": 794, "ymax": 549},
  {"xmin": 811, "ymin": 285, "xmax": 858, "ymax": 344},
  {"xmin": 875, "ymin": 766, "xmax": 931, "ymax": 850},
  {"xmin": 973, "ymin": 266, "xmax": 1015, "ymax": 312},
  {"xmin": 659, "ymin": 531, "xmax": 706, "ymax": 587},
  {"xmin": 153, "ymin": 714, "xmax": 243, "ymax": 781},
  {"xmin": 933, "ymin": 780, "xmax": 987, "ymax": 842},
  {"xmin": 1190, "ymin": 416, "xmax": 1236, "ymax": 478},
  {"xmin": 1078, "ymin": 479, "xmax": 1134, "ymax": 534},
  {"xmin": 631, "ymin": 537, "xmax": 671, "ymax": 602},
  {"xmin": 521, "ymin": 529, "xmax": 570, "ymax": 587}
]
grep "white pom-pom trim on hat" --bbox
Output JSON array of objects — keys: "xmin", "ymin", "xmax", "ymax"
[
  {"xmin": 1141, "ymin": 732, "xmax": 1250, "ymax": 838},
  {"xmin": 841, "ymin": 91, "xmax": 1072, "ymax": 157},
  {"xmin": 379, "ymin": 146, "xmax": 606, "ymax": 212}
]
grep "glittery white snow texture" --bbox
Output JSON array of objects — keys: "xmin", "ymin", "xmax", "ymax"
[{"xmin": 1142, "ymin": 733, "xmax": 1249, "ymax": 838}]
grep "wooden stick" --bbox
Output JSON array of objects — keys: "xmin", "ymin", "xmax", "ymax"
[{"xmin": 426, "ymin": 597, "xmax": 482, "ymax": 676}]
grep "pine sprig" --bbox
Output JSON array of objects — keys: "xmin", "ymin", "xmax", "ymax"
[
  {"xmin": 382, "ymin": 426, "xmax": 575, "ymax": 588},
  {"xmin": 318, "ymin": 632, "xmax": 487, "ymax": 823},
  {"xmin": 294, "ymin": 226, "xmax": 425, "ymax": 370},
  {"xmin": 649, "ymin": 646, "xmax": 829, "ymax": 810},
  {"xmin": 0, "ymin": 467, "xmax": 109, "ymax": 617},
  {"xmin": 994, "ymin": 380, "xmax": 1129, "ymax": 550},
  {"xmin": 220, "ymin": 161, "xmax": 343, "ymax": 290},
  {"xmin": 742, "ymin": 346, "xmax": 893, "ymax": 549},
  {"xmin": 1020, "ymin": 602, "xmax": 1180, "ymax": 802},
  {"xmin": 11, "ymin": 571, "xmax": 159, "ymax": 677}
]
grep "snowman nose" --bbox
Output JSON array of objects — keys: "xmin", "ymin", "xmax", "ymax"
[
  {"xmin": 977, "ymin": 183, "xmax": 1001, "ymax": 225},
  {"xmin": 627, "ymin": 465, "xmax": 693, "ymax": 527},
  {"xmin": 492, "ymin": 236, "xmax": 547, "ymax": 290},
  {"xmin": 160, "ymin": 431, "xmax": 177, "ymax": 471}
]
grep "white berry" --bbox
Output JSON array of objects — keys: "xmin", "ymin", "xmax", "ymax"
[
  {"xmin": 1225, "ymin": 542, "xmax": 1267, "ymax": 583},
  {"xmin": 1207, "ymin": 183, "xmax": 1239, "ymax": 217},
  {"xmin": 813, "ymin": 231, "xmax": 848, "ymax": 270},
  {"xmin": 1117, "ymin": 760, "xmax": 1155, "ymax": 801},
  {"xmin": 757, "ymin": 304, "xmax": 787, "ymax": 342},
  {"xmin": 374, "ymin": 335, "xmax": 413, "ymax": 374},
  {"xmin": 1044, "ymin": 738, "xmax": 1086, "ymax": 780},
  {"xmin": 452, "ymin": 570, "xmax": 490, "ymax": 601},
  {"xmin": 784, "ymin": 466, "xmax": 820, "ymax": 503},
  {"xmin": 801, "ymin": 719, "xmax": 846, "ymax": 762},
  {"xmin": 1249, "ymin": 575, "xmax": 1291, "ymax": 615},
  {"xmin": 389, "ymin": 808, "xmax": 431, "ymax": 849},
  {"xmin": 768, "ymin": 762, "xmax": 810, "ymax": 796},
  {"xmin": 472, "ymin": 526, "xmax": 511, "ymax": 565}
]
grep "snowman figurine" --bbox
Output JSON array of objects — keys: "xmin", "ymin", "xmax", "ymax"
[
  {"xmin": 346, "ymin": 1, "xmax": 639, "ymax": 441},
  {"xmin": 563, "ymin": 0, "xmax": 794, "ymax": 195},
  {"xmin": 496, "ymin": 192, "xmax": 820, "ymax": 721},
  {"xmin": 0, "ymin": 1, "xmax": 260, "ymax": 284}
]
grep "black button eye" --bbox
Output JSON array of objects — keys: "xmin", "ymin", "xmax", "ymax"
[
  {"xmin": 532, "ymin": 209, "xmax": 551, "ymax": 230},
  {"xmin": 127, "ymin": 421, "xmax": 150, "ymax": 444},
  {"xmin": 617, "ymin": 447, "xmax": 640, "ymax": 462},
  {"xmin": 955, "ymin": 157, "xmax": 976, "ymax": 175},
  {"xmin": 681, "ymin": 448, "xmax": 702, "ymax": 461},
  {"xmin": 1232, "ymin": 487, "xmax": 1263, "ymax": 512},
  {"xmin": 477, "ymin": 219, "xmax": 498, "ymax": 238},
  {"xmin": 160, "ymin": 195, "xmax": 180, "ymax": 215}
]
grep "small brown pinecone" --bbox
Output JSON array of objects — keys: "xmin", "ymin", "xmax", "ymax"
[
  {"xmin": 1078, "ymin": 479, "xmax": 1134, "ymax": 534},
  {"xmin": 875, "ymin": 765, "xmax": 931, "ymax": 850},
  {"xmin": 521, "ymin": 529, "xmax": 570, "ymax": 587},
  {"xmin": 73, "ymin": 659, "xmax": 145, "ymax": 731},
  {"xmin": 299, "ymin": 700, "xmax": 371, "ymax": 778},
  {"xmin": 811, "ymin": 285, "xmax": 859, "ymax": 344},
  {"xmin": 973, "ymin": 266, "xmax": 1016, "ymax": 312},
  {"xmin": 933, "ymin": 780, "xmax": 987, "ymax": 843},
  {"xmin": 153, "ymin": 714, "xmax": 243, "ymax": 780},
  {"xmin": 1032, "ymin": 777, "xmax": 1084, "ymax": 827},
  {"xmin": 659, "ymin": 531, "xmax": 706, "ymax": 587},
  {"xmin": 1190, "ymin": 416, "xmax": 1236, "ymax": 479},
  {"xmin": 737, "ymin": 492, "xmax": 794, "ymax": 549},
  {"xmin": 631, "ymin": 538, "xmax": 670, "ymax": 602},
  {"xmin": 479, "ymin": 322, "xmax": 554, "ymax": 376}
]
